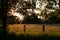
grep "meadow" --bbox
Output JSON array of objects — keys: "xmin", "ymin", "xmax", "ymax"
[
  {"xmin": 0, "ymin": 24, "xmax": 60, "ymax": 40},
  {"xmin": 7, "ymin": 24, "xmax": 60, "ymax": 35}
]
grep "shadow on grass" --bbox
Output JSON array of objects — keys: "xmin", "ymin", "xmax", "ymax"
[{"xmin": 0, "ymin": 33, "xmax": 60, "ymax": 40}]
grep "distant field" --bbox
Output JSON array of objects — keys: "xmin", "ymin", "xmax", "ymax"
[{"xmin": 7, "ymin": 24, "xmax": 60, "ymax": 35}]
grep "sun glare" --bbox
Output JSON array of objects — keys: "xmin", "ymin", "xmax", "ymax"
[
  {"xmin": 13, "ymin": 12, "xmax": 24, "ymax": 21},
  {"xmin": 34, "ymin": 9, "xmax": 41, "ymax": 14}
]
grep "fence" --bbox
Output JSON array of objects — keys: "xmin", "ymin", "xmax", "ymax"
[
  {"xmin": 23, "ymin": 24, "xmax": 45, "ymax": 33},
  {"xmin": 7, "ymin": 24, "xmax": 60, "ymax": 34}
]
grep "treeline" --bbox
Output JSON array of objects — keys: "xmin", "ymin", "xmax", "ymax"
[
  {"xmin": 0, "ymin": 0, "xmax": 60, "ymax": 24},
  {"xmin": 7, "ymin": 10, "xmax": 60, "ymax": 24}
]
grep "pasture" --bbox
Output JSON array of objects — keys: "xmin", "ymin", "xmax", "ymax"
[
  {"xmin": 0, "ymin": 24, "xmax": 60, "ymax": 40},
  {"xmin": 7, "ymin": 24, "xmax": 60, "ymax": 36}
]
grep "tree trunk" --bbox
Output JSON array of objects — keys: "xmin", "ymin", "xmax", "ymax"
[{"xmin": 1, "ymin": 0, "xmax": 7, "ymax": 39}]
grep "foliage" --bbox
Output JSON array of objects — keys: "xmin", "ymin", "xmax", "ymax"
[
  {"xmin": 7, "ymin": 0, "xmax": 59, "ymax": 24},
  {"xmin": 46, "ymin": 10, "xmax": 60, "ymax": 24}
]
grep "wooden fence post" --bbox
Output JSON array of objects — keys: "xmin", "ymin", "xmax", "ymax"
[
  {"xmin": 42, "ymin": 25, "xmax": 45, "ymax": 32},
  {"xmin": 24, "ymin": 24, "xmax": 26, "ymax": 33}
]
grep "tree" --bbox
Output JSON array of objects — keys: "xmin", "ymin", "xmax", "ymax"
[{"xmin": 47, "ymin": 10, "xmax": 60, "ymax": 24}]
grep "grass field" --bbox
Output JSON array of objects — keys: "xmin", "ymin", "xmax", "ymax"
[
  {"xmin": 7, "ymin": 24, "xmax": 60, "ymax": 36},
  {"xmin": 0, "ymin": 24, "xmax": 60, "ymax": 40}
]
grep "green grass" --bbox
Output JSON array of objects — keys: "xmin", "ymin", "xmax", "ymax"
[
  {"xmin": 0, "ymin": 32, "xmax": 60, "ymax": 40},
  {"xmin": 2, "ymin": 33, "xmax": 60, "ymax": 40}
]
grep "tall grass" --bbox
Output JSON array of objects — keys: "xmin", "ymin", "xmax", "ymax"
[
  {"xmin": 0, "ymin": 24, "xmax": 60, "ymax": 40},
  {"xmin": 2, "ymin": 33, "xmax": 60, "ymax": 40}
]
